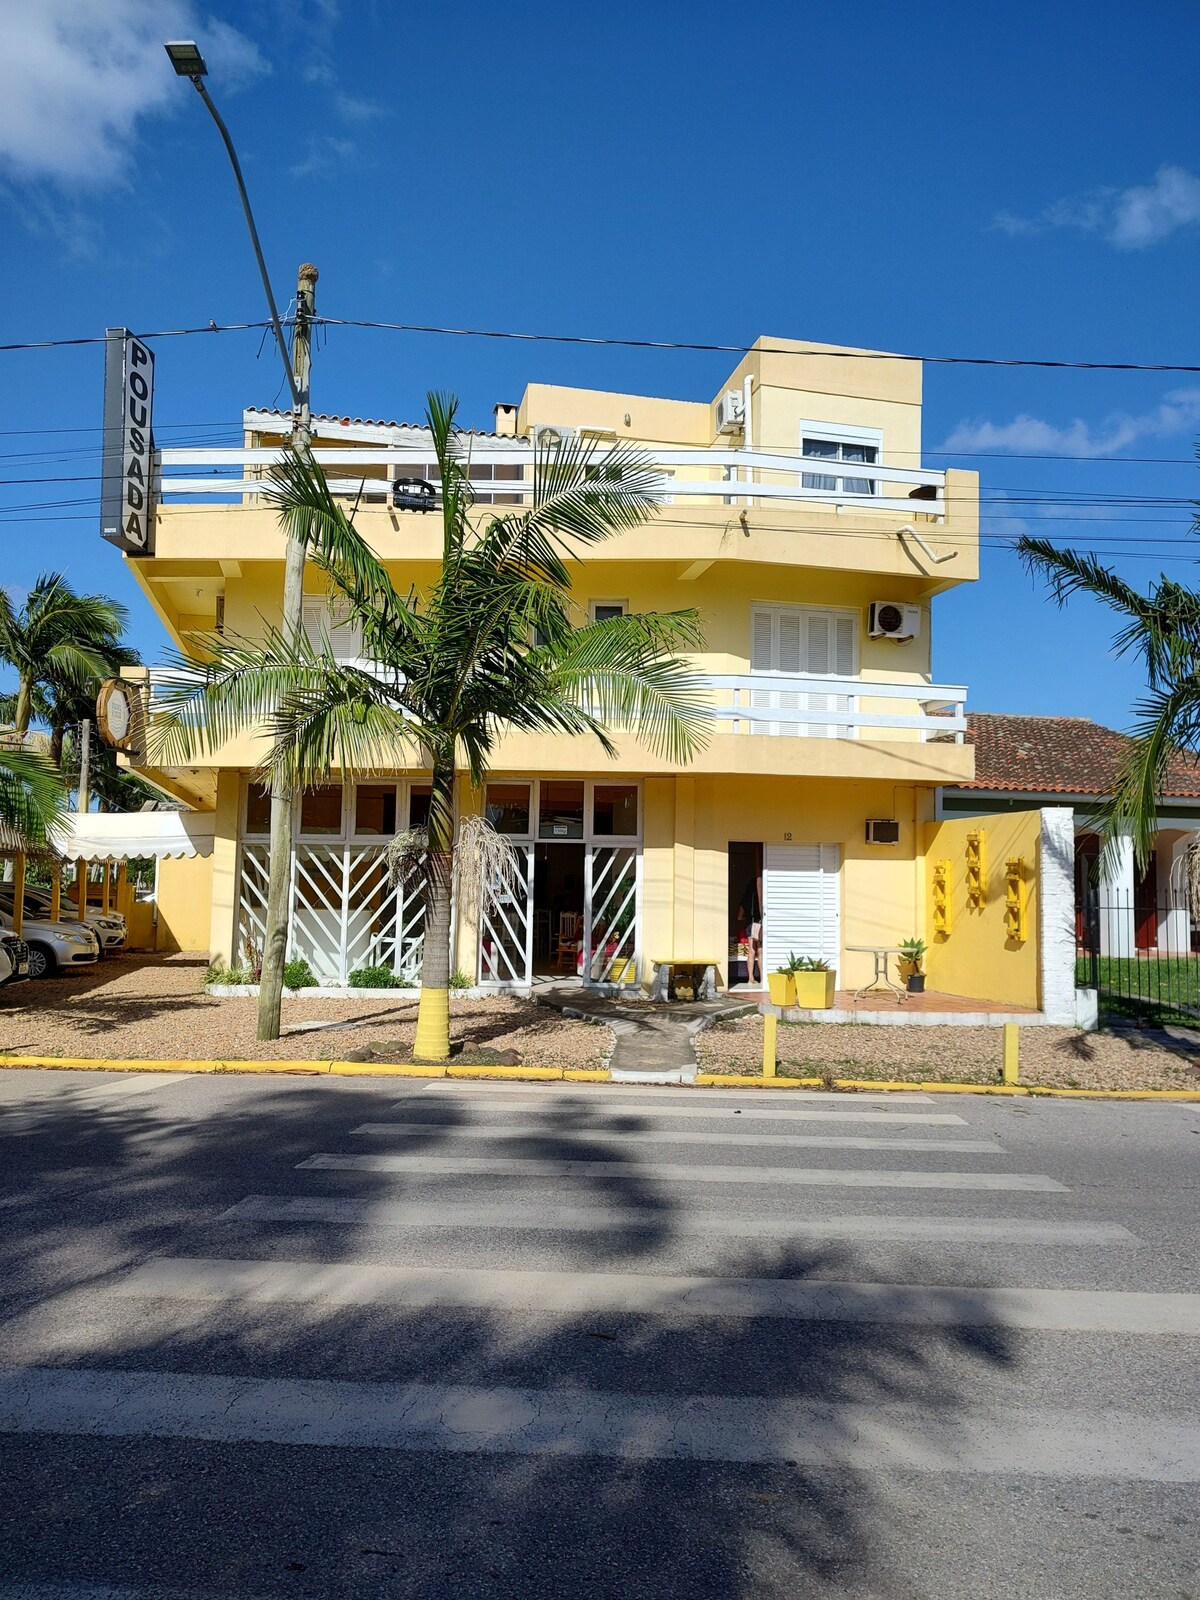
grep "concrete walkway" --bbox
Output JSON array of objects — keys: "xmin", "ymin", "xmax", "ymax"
[{"xmin": 532, "ymin": 986, "xmax": 755, "ymax": 1081}]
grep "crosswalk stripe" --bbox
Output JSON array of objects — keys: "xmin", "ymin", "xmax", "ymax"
[
  {"xmin": 297, "ymin": 1152, "xmax": 1066, "ymax": 1190},
  {"xmin": 397, "ymin": 1102, "xmax": 971, "ymax": 1126},
  {"xmin": 2, "ymin": 1366, "xmax": 1194, "ymax": 1481},
  {"xmin": 219, "ymin": 1195, "xmax": 1136, "ymax": 1245},
  {"xmin": 417, "ymin": 1082, "xmax": 936, "ymax": 1104},
  {"xmin": 114, "ymin": 1258, "xmax": 1189, "ymax": 1333},
  {"xmin": 351, "ymin": 1120, "xmax": 1002, "ymax": 1154}
]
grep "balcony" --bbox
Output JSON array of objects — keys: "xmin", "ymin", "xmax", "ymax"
[
  {"xmin": 156, "ymin": 442, "xmax": 951, "ymax": 518},
  {"xmin": 708, "ymin": 673, "xmax": 966, "ymax": 742}
]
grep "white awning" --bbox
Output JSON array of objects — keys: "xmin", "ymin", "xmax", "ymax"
[{"xmin": 57, "ymin": 811, "xmax": 215, "ymax": 862}]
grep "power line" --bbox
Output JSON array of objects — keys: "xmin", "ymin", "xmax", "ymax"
[
  {"xmin": 317, "ymin": 317, "xmax": 1200, "ymax": 374},
  {"xmin": 2, "ymin": 314, "xmax": 1200, "ymax": 373},
  {"xmin": 0, "ymin": 321, "xmax": 273, "ymax": 353}
]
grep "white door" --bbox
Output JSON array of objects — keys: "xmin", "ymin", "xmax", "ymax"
[
  {"xmin": 762, "ymin": 843, "xmax": 841, "ymax": 974},
  {"xmin": 751, "ymin": 605, "xmax": 856, "ymax": 737}
]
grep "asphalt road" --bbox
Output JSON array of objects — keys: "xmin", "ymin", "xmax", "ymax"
[{"xmin": 0, "ymin": 1068, "xmax": 1197, "ymax": 1600}]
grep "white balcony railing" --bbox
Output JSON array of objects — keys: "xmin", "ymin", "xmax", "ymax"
[
  {"xmin": 140, "ymin": 668, "xmax": 965, "ymax": 745},
  {"xmin": 154, "ymin": 443, "xmax": 948, "ymax": 518}
]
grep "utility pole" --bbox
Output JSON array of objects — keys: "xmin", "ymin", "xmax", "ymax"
[
  {"xmin": 256, "ymin": 262, "xmax": 318, "ymax": 1040},
  {"xmin": 77, "ymin": 718, "xmax": 91, "ymax": 816},
  {"xmin": 76, "ymin": 718, "xmax": 91, "ymax": 923}
]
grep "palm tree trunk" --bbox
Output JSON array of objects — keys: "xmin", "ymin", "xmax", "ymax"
[
  {"xmin": 13, "ymin": 678, "xmax": 32, "ymax": 735},
  {"xmin": 413, "ymin": 761, "xmax": 456, "ymax": 1061}
]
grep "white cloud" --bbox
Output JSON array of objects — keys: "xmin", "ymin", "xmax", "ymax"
[
  {"xmin": 940, "ymin": 388, "xmax": 1200, "ymax": 458},
  {"xmin": 288, "ymin": 135, "xmax": 356, "ymax": 179},
  {"xmin": 0, "ymin": 0, "xmax": 264, "ymax": 186},
  {"xmin": 335, "ymin": 92, "xmax": 385, "ymax": 121},
  {"xmin": 993, "ymin": 165, "xmax": 1200, "ymax": 251}
]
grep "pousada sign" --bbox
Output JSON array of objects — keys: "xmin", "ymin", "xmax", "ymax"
[{"xmin": 101, "ymin": 326, "xmax": 156, "ymax": 554}]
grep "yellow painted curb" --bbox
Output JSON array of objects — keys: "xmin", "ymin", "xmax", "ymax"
[
  {"xmin": 696, "ymin": 1072, "xmax": 1200, "ymax": 1102},
  {"xmin": 2, "ymin": 1056, "xmax": 1194, "ymax": 1101}
]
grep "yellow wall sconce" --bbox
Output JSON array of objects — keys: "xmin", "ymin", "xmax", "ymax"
[
  {"xmin": 966, "ymin": 829, "xmax": 986, "ymax": 910},
  {"xmin": 932, "ymin": 858, "xmax": 952, "ymax": 937},
  {"xmin": 1005, "ymin": 856, "xmax": 1028, "ymax": 942}
]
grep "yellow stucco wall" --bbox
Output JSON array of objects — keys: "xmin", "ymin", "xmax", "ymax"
[
  {"xmin": 154, "ymin": 852, "xmax": 213, "ymax": 954},
  {"xmin": 923, "ymin": 811, "xmax": 1042, "ymax": 1010}
]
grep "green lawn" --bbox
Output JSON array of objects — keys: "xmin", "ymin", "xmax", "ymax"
[{"xmin": 1077, "ymin": 954, "xmax": 1200, "ymax": 1023}]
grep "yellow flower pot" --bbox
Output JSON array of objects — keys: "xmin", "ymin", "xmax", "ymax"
[
  {"xmin": 767, "ymin": 972, "xmax": 795, "ymax": 1006},
  {"xmin": 792, "ymin": 970, "xmax": 836, "ymax": 1009}
]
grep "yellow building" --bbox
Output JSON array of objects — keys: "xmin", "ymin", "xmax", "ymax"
[{"xmin": 116, "ymin": 336, "xmax": 981, "ymax": 996}]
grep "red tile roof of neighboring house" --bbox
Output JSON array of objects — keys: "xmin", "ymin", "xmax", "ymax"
[{"xmin": 947, "ymin": 713, "xmax": 1200, "ymax": 798}]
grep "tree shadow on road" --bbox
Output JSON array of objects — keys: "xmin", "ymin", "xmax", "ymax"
[{"xmin": 0, "ymin": 1075, "xmax": 1018, "ymax": 1600}]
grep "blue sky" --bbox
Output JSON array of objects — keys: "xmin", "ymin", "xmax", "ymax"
[{"xmin": 2, "ymin": 0, "xmax": 1198, "ymax": 728}]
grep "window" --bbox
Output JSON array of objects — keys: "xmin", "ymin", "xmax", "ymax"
[
  {"xmin": 799, "ymin": 424, "xmax": 881, "ymax": 497},
  {"xmin": 486, "ymin": 782, "xmax": 531, "ymax": 835},
  {"xmin": 354, "ymin": 784, "xmax": 398, "ymax": 836},
  {"xmin": 465, "ymin": 460, "xmax": 528, "ymax": 505},
  {"xmin": 302, "ymin": 597, "xmax": 363, "ymax": 662},
  {"xmin": 593, "ymin": 784, "xmax": 638, "ymax": 837},
  {"xmin": 245, "ymin": 782, "xmax": 271, "ymax": 835},
  {"xmin": 300, "ymin": 785, "xmax": 343, "ymax": 835},
  {"xmin": 539, "ymin": 781, "xmax": 585, "ymax": 839},
  {"xmin": 408, "ymin": 785, "xmax": 432, "ymax": 829},
  {"xmin": 590, "ymin": 601, "xmax": 627, "ymax": 624},
  {"xmin": 750, "ymin": 604, "xmax": 858, "ymax": 738}
]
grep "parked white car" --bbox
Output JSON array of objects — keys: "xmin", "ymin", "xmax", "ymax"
[
  {"xmin": 0, "ymin": 933, "xmax": 30, "ymax": 984},
  {"xmin": 0, "ymin": 885, "xmax": 126, "ymax": 954},
  {"xmin": 0, "ymin": 909, "xmax": 99, "ymax": 977}
]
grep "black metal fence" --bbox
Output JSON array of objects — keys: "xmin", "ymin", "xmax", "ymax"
[{"xmin": 1077, "ymin": 889, "xmax": 1200, "ymax": 1023}]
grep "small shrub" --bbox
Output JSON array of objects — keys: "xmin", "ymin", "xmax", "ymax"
[
  {"xmin": 348, "ymin": 964, "xmax": 398, "ymax": 989},
  {"xmin": 283, "ymin": 958, "xmax": 316, "ymax": 991},
  {"xmin": 449, "ymin": 969, "xmax": 472, "ymax": 991},
  {"xmin": 205, "ymin": 964, "xmax": 253, "ymax": 986}
]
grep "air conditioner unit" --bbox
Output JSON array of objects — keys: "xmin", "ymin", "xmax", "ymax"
[
  {"xmin": 868, "ymin": 601, "xmax": 921, "ymax": 641},
  {"xmin": 715, "ymin": 389, "xmax": 745, "ymax": 435},
  {"xmin": 865, "ymin": 818, "xmax": 901, "ymax": 845}
]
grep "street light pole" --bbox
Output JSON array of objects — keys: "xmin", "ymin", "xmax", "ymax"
[{"xmin": 165, "ymin": 41, "xmax": 315, "ymax": 1039}]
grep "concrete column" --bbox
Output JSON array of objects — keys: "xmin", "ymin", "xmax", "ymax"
[
  {"xmin": 1037, "ymin": 808, "xmax": 1078, "ymax": 1024},
  {"xmin": 1159, "ymin": 833, "xmax": 1191, "ymax": 956},
  {"xmin": 673, "ymin": 776, "xmax": 695, "ymax": 957},
  {"xmin": 1099, "ymin": 833, "xmax": 1135, "ymax": 958},
  {"xmin": 76, "ymin": 859, "xmax": 88, "ymax": 921},
  {"xmin": 11, "ymin": 853, "xmax": 25, "ymax": 938}
]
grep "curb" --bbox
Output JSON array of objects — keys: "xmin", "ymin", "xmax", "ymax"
[{"xmin": 1, "ymin": 1057, "xmax": 1198, "ymax": 1100}]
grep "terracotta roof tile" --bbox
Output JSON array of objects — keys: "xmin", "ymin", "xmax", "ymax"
[{"xmin": 947, "ymin": 713, "xmax": 1200, "ymax": 798}]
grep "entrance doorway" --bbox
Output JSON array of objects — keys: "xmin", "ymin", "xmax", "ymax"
[
  {"xmin": 728, "ymin": 842, "xmax": 764, "ymax": 988},
  {"xmin": 533, "ymin": 842, "xmax": 585, "ymax": 977}
]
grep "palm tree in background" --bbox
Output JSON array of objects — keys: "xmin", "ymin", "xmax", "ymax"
[
  {"xmin": 1019, "ymin": 534, "xmax": 1200, "ymax": 867},
  {"xmin": 0, "ymin": 741, "xmax": 65, "ymax": 852},
  {"xmin": 0, "ymin": 573, "xmax": 131, "ymax": 739},
  {"xmin": 154, "ymin": 393, "xmax": 710, "ymax": 1054}
]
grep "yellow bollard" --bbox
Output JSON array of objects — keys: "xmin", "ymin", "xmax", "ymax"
[
  {"xmin": 763, "ymin": 1011, "xmax": 778, "ymax": 1078},
  {"xmin": 1002, "ymin": 1023, "xmax": 1019, "ymax": 1086}
]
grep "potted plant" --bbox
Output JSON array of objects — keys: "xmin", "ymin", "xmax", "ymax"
[
  {"xmin": 791, "ymin": 953, "xmax": 836, "ymax": 1009},
  {"xmin": 898, "ymin": 937, "xmax": 927, "ymax": 994},
  {"xmin": 767, "ymin": 954, "xmax": 797, "ymax": 1007}
]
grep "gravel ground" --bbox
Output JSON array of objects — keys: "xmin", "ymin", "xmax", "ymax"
[
  {"xmin": 0, "ymin": 954, "xmax": 613, "ymax": 1068},
  {"xmin": 697, "ymin": 1013, "xmax": 1200, "ymax": 1091}
]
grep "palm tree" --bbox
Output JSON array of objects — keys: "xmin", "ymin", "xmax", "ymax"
[
  {"xmin": 0, "ymin": 739, "xmax": 66, "ymax": 852},
  {"xmin": 153, "ymin": 393, "xmax": 710, "ymax": 1053},
  {"xmin": 1019, "ymin": 535, "xmax": 1200, "ymax": 866},
  {"xmin": 0, "ymin": 574, "xmax": 130, "ymax": 737}
]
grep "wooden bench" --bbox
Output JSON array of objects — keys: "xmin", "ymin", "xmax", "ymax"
[{"xmin": 648, "ymin": 957, "xmax": 720, "ymax": 1002}]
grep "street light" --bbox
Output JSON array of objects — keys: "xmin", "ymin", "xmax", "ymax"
[
  {"xmin": 162, "ymin": 40, "xmax": 298, "ymax": 410},
  {"xmin": 164, "ymin": 40, "xmax": 316, "ymax": 1043}
]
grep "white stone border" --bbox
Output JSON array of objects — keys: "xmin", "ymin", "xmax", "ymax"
[{"xmin": 204, "ymin": 984, "xmax": 495, "ymax": 1001}]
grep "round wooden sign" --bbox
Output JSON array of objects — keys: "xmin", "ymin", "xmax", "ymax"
[{"xmin": 96, "ymin": 679, "xmax": 141, "ymax": 751}]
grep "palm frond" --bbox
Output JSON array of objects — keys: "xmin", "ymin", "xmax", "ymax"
[{"xmin": 0, "ymin": 743, "xmax": 67, "ymax": 850}]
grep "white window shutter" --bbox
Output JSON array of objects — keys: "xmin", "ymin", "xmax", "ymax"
[
  {"xmin": 751, "ymin": 609, "xmax": 775, "ymax": 671},
  {"xmin": 762, "ymin": 843, "xmax": 841, "ymax": 975},
  {"xmin": 834, "ymin": 615, "xmax": 856, "ymax": 676},
  {"xmin": 777, "ymin": 611, "xmax": 802, "ymax": 674},
  {"xmin": 806, "ymin": 612, "xmax": 830, "ymax": 674}
]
